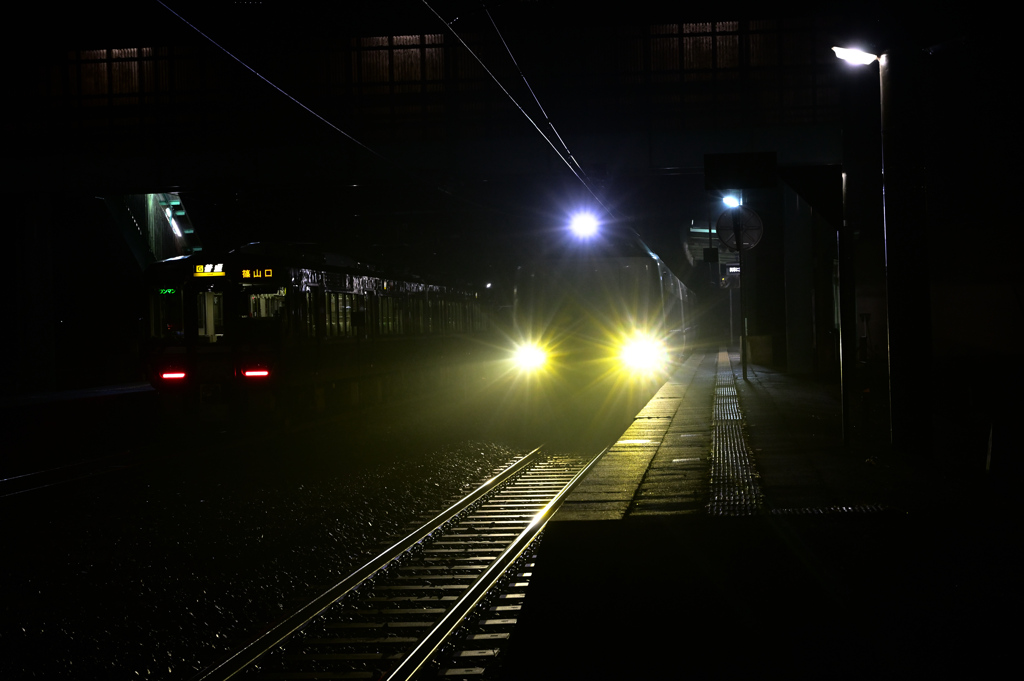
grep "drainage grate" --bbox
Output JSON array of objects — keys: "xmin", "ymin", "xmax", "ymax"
[
  {"xmin": 707, "ymin": 350, "xmax": 763, "ymax": 516},
  {"xmin": 768, "ymin": 504, "xmax": 892, "ymax": 515}
]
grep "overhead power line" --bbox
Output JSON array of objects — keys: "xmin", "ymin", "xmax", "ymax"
[
  {"xmin": 421, "ymin": 0, "xmax": 612, "ymax": 216},
  {"xmin": 155, "ymin": 1, "xmax": 500, "ymax": 215},
  {"xmin": 483, "ymin": 6, "xmax": 590, "ymax": 183},
  {"xmin": 156, "ymin": 1, "xmax": 388, "ymax": 165},
  {"xmin": 158, "ymin": 0, "xmax": 609, "ymax": 219}
]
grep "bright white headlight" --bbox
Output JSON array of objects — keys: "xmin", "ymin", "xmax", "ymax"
[
  {"xmin": 620, "ymin": 335, "xmax": 667, "ymax": 372},
  {"xmin": 513, "ymin": 343, "xmax": 547, "ymax": 371}
]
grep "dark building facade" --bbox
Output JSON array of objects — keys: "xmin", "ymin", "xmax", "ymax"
[{"xmin": 6, "ymin": 2, "xmax": 1018, "ymax": 477}]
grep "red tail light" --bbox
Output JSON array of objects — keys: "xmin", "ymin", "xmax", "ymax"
[
  {"xmin": 242, "ymin": 369, "xmax": 270, "ymax": 378},
  {"xmin": 161, "ymin": 371, "xmax": 186, "ymax": 380}
]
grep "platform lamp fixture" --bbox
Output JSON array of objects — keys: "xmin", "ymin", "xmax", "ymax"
[
  {"xmin": 716, "ymin": 195, "xmax": 763, "ymax": 379},
  {"xmin": 832, "ymin": 44, "xmax": 889, "ymax": 445}
]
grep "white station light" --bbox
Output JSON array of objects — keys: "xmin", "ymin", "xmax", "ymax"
[
  {"xmin": 832, "ymin": 47, "xmax": 879, "ymax": 66},
  {"xmin": 164, "ymin": 207, "xmax": 183, "ymax": 238}
]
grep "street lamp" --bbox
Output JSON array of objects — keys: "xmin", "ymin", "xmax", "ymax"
[
  {"xmin": 832, "ymin": 44, "xmax": 886, "ymax": 445},
  {"xmin": 833, "ymin": 44, "xmax": 894, "ymax": 446},
  {"xmin": 832, "ymin": 46, "xmax": 879, "ymax": 65}
]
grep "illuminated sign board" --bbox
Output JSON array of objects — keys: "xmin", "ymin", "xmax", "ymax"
[
  {"xmin": 728, "ymin": 265, "xmax": 741, "ymax": 274},
  {"xmin": 158, "ymin": 288, "xmax": 176, "ymax": 295},
  {"xmin": 194, "ymin": 264, "xmax": 225, "ymax": 277},
  {"xmin": 190, "ymin": 263, "xmax": 275, "ymax": 280}
]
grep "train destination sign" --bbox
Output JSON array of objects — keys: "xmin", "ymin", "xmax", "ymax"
[
  {"xmin": 194, "ymin": 264, "xmax": 225, "ymax": 277},
  {"xmin": 191, "ymin": 264, "xmax": 274, "ymax": 280}
]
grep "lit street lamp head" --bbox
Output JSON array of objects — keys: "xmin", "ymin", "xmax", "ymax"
[{"xmin": 832, "ymin": 46, "xmax": 879, "ymax": 65}]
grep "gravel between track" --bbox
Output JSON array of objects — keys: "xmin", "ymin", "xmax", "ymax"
[{"xmin": 1, "ymin": 434, "xmax": 521, "ymax": 680}]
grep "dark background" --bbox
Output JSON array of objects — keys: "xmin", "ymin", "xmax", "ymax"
[{"xmin": 4, "ymin": 1, "xmax": 1020, "ymax": 472}]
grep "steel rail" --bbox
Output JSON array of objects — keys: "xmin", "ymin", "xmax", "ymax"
[
  {"xmin": 0, "ymin": 451, "xmax": 142, "ymax": 499},
  {"xmin": 189, "ymin": 446, "xmax": 545, "ymax": 681},
  {"xmin": 383, "ymin": 445, "xmax": 610, "ymax": 680}
]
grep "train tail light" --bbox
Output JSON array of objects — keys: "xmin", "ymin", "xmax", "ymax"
[
  {"xmin": 161, "ymin": 371, "xmax": 187, "ymax": 380},
  {"xmin": 242, "ymin": 369, "xmax": 270, "ymax": 378}
]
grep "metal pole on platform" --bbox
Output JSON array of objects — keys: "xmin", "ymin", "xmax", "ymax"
[
  {"xmin": 833, "ymin": 45, "xmax": 931, "ymax": 450},
  {"xmin": 839, "ymin": 172, "xmax": 855, "ymax": 444},
  {"xmin": 735, "ymin": 220, "xmax": 747, "ymax": 380}
]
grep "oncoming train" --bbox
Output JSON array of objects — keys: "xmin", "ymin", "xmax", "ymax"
[
  {"xmin": 508, "ymin": 223, "xmax": 695, "ymax": 381},
  {"xmin": 143, "ymin": 243, "xmax": 491, "ymax": 418}
]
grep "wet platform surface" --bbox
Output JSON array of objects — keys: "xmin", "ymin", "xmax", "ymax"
[{"xmin": 499, "ymin": 349, "xmax": 1018, "ymax": 678}]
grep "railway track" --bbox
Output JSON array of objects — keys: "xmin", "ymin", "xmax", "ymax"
[
  {"xmin": 0, "ymin": 452, "xmax": 141, "ymax": 498},
  {"xmin": 192, "ymin": 445, "xmax": 604, "ymax": 681}
]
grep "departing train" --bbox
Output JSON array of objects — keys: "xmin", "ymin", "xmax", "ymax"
[
  {"xmin": 142, "ymin": 242, "xmax": 492, "ymax": 418},
  {"xmin": 508, "ymin": 220, "xmax": 695, "ymax": 381}
]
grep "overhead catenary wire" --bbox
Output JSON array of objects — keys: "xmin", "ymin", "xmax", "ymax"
[
  {"xmin": 157, "ymin": 0, "xmax": 611, "ymax": 221},
  {"xmin": 155, "ymin": 1, "xmax": 389, "ymax": 166},
  {"xmin": 483, "ymin": 5, "xmax": 590, "ymax": 182},
  {"xmin": 155, "ymin": 1, "xmax": 508, "ymax": 217},
  {"xmin": 421, "ymin": 0, "xmax": 613, "ymax": 217}
]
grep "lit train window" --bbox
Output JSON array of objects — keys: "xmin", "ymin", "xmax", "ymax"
[
  {"xmin": 248, "ymin": 288, "xmax": 286, "ymax": 319},
  {"xmin": 304, "ymin": 290, "xmax": 317, "ymax": 338},
  {"xmin": 379, "ymin": 296, "xmax": 404, "ymax": 335},
  {"xmin": 197, "ymin": 291, "xmax": 224, "ymax": 343},
  {"xmin": 380, "ymin": 296, "xmax": 392, "ymax": 335},
  {"xmin": 328, "ymin": 292, "xmax": 338, "ymax": 336},
  {"xmin": 340, "ymin": 293, "xmax": 354, "ymax": 337},
  {"xmin": 414, "ymin": 298, "xmax": 426, "ymax": 334}
]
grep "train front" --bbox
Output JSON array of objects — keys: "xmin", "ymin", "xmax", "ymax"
[{"xmin": 508, "ymin": 224, "xmax": 686, "ymax": 387}]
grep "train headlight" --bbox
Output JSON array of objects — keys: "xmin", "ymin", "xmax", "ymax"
[
  {"xmin": 619, "ymin": 334, "xmax": 668, "ymax": 373},
  {"xmin": 569, "ymin": 212, "xmax": 599, "ymax": 238},
  {"xmin": 512, "ymin": 343, "xmax": 547, "ymax": 371}
]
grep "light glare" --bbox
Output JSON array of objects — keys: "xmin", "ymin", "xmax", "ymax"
[
  {"xmin": 832, "ymin": 47, "xmax": 878, "ymax": 65},
  {"xmin": 513, "ymin": 343, "xmax": 547, "ymax": 371},
  {"xmin": 620, "ymin": 334, "xmax": 668, "ymax": 373},
  {"xmin": 569, "ymin": 213, "xmax": 599, "ymax": 238},
  {"xmin": 723, "ymin": 196, "xmax": 740, "ymax": 208}
]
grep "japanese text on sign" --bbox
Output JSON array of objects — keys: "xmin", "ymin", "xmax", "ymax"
[{"xmin": 193, "ymin": 263, "xmax": 225, "ymax": 277}]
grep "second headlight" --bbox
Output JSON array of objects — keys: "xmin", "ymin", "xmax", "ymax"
[
  {"xmin": 619, "ymin": 333, "xmax": 668, "ymax": 373},
  {"xmin": 512, "ymin": 342, "xmax": 548, "ymax": 371}
]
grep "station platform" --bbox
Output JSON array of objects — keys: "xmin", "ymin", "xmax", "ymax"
[{"xmin": 498, "ymin": 349, "xmax": 1016, "ymax": 679}]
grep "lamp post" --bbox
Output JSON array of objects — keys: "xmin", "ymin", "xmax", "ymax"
[
  {"xmin": 723, "ymin": 196, "xmax": 746, "ymax": 379},
  {"xmin": 832, "ymin": 46, "xmax": 883, "ymax": 446},
  {"xmin": 833, "ymin": 44, "xmax": 930, "ymax": 451}
]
